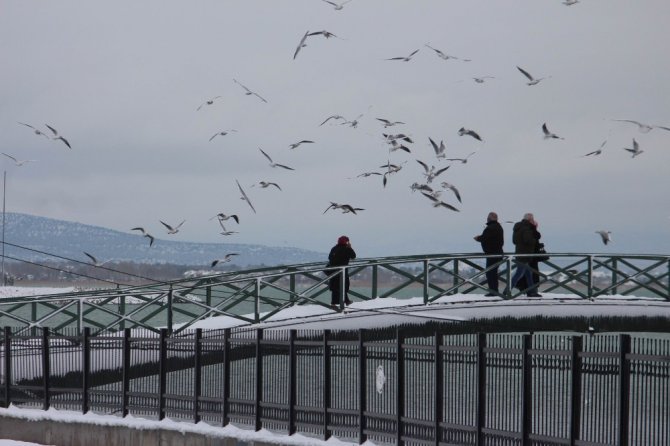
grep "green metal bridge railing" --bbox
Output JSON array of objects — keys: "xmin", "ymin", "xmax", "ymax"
[{"xmin": 0, "ymin": 253, "xmax": 668, "ymax": 335}]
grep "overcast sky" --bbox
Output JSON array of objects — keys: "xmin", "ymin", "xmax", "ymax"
[{"xmin": 1, "ymin": 0, "xmax": 669, "ymax": 258}]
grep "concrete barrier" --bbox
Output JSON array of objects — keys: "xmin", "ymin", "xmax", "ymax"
[{"xmin": 0, "ymin": 416, "xmax": 277, "ymax": 446}]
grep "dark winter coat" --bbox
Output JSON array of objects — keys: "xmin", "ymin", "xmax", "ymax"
[
  {"xmin": 512, "ymin": 219, "xmax": 538, "ymax": 256},
  {"xmin": 478, "ymin": 221, "xmax": 504, "ymax": 254},
  {"xmin": 328, "ymin": 244, "xmax": 356, "ymax": 267}
]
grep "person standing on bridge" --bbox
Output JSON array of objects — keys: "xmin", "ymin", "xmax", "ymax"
[
  {"xmin": 507, "ymin": 213, "xmax": 542, "ymax": 297},
  {"xmin": 327, "ymin": 235, "xmax": 356, "ymax": 308},
  {"xmin": 474, "ymin": 211, "xmax": 504, "ymax": 296}
]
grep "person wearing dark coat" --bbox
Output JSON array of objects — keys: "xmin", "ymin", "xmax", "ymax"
[
  {"xmin": 474, "ymin": 211, "xmax": 504, "ymax": 296},
  {"xmin": 517, "ymin": 224, "xmax": 542, "ymax": 292},
  {"xmin": 508, "ymin": 213, "xmax": 541, "ymax": 297},
  {"xmin": 327, "ymin": 235, "xmax": 356, "ymax": 307}
]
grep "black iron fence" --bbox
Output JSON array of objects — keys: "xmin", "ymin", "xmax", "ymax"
[{"xmin": 1, "ymin": 326, "xmax": 668, "ymax": 445}]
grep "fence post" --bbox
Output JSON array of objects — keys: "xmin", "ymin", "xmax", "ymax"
[
  {"xmin": 289, "ymin": 272, "xmax": 296, "ymax": 304},
  {"xmin": 194, "ymin": 329, "xmax": 202, "ymax": 424},
  {"xmin": 396, "ymin": 328, "xmax": 405, "ymax": 446},
  {"xmin": 587, "ymin": 256, "xmax": 594, "ymax": 299},
  {"xmin": 167, "ymin": 286, "xmax": 173, "ymax": 335},
  {"xmin": 42, "ymin": 327, "xmax": 50, "ymax": 411},
  {"xmin": 521, "ymin": 334, "xmax": 532, "ymax": 446},
  {"xmin": 612, "ymin": 257, "xmax": 619, "ymax": 296},
  {"xmin": 206, "ymin": 285, "xmax": 212, "ymax": 312},
  {"xmin": 255, "ymin": 328, "xmax": 263, "ymax": 432},
  {"xmin": 222, "ymin": 328, "xmax": 230, "ymax": 426},
  {"xmin": 452, "ymin": 259, "xmax": 460, "ymax": 295},
  {"xmin": 118, "ymin": 285, "xmax": 126, "ymax": 332},
  {"xmin": 666, "ymin": 258, "xmax": 670, "ymax": 300},
  {"xmin": 158, "ymin": 328, "xmax": 168, "ymax": 421},
  {"xmin": 122, "ymin": 328, "xmax": 131, "ymax": 418},
  {"xmin": 476, "ymin": 333, "xmax": 486, "ymax": 446},
  {"xmin": 423, "ymin": 259, "xmax": 429, "ymax": 304},
  {"xmin": 254, "ymin": 279, "xmax": 261, "ymax": 323},
  {"xmin": 358, "ymin": 329, "xmax": 367, "ymax": 445},
  {"xmin": 31, "ymin": 302, "xmax": 37, "ymax": 336},
  {"xmin": 288, "ymin": 330, "xmax": 297, "ymax": 436},
  {"xmin": 323, "ymin": 329, "xmax": 332, "ymax": 441},
  {"xmin": 82, "ymin": 327, "xmax": 90, "ymax": 415},
  {"xmin": 371, "ymin": 264, "xmax": 378, "ymax": 299},
  {"xmin": 618, "ymin": 334, "xmax": 631, "ymax": 446},
  {"xmin": 569, "ymin": 336, "xmax": 583, "ymax": 446},
  {"xmin": 339, "ymin": 267, "xmax": 346, "ymax": 309},
  {"xmin": 505, "ymin": 257, "xmax": 512, "ymax": 298},
  {"xmin": 77, "ymin": 298, "xmax": 83, "ymax": 334},
  {"xmin": 434, "ymin": 331, "xmax": 443, "ymax": 446},
  {"xmin": 3, "ymin": 327, "xmax": 11, "ymax": 408}
]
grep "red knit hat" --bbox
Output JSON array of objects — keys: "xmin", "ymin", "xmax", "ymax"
[{"xmin": 337, "ymin": 235, "xmax": 349, "ymax": 245}]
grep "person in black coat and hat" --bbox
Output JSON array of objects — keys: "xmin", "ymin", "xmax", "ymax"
[
  {"xmin": 327, "ymin": 235, "xmax": 356, "ymax": 307},
  {"xmin": 474, "ymin": 212, "xmax": 504, "ymax": 296}
]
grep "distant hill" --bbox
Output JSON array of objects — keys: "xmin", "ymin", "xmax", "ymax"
[{"xmin": 0, "ymin": 213, "xmax": 326, "ymax": 267}]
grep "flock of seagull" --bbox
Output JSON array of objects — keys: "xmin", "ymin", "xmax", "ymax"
[{"xmin": 7, "ymin": 0, "xmax": 666, "ymax": 269}]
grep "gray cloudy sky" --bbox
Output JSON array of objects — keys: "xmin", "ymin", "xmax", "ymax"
[{"xmin": 1, "ymin": 0, "xmax": 669, "ymax": 258}]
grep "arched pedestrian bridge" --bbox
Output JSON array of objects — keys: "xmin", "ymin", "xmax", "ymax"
[{"xmin": 0, "ymin": 252, "xmax": 668, "ymax": 335}]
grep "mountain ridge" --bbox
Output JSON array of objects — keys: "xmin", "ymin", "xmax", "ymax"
[{"xmin": 1, "ymin": 212, "xmax": 326, "ymax": 267}]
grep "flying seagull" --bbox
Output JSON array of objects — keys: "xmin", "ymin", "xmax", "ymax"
[
  {"xmin": 209, "ymin": 129, "xmax": 237, "ymax": 142},
  {"xmin": 18, "ymin": 122, "xmax": 49, "ymax": 138},
  {"xmin": 416, "ymin": 160, "xmax": 450, "ymax": 183},
  {"xmin": 563, "ymin": 0, "xmax": 579, "ymax": 5},
  {"xmin": 259, "ymin": 148, "xmax": 295, "ymax": 170},
  {"xmin": 458, "ymin": 127, "xmax": 483, "ymax": 141},
  {"xmin": 210, "ymin": 213, "xmax": 240, "ymax": 224},
  {"xmin": 383, "ymin": 133, "xmax": 413, "ymax": 143},
  {"xmin": 289, "ymin": 140, "xmax": 314, "ymax": 149},
  {"xmin": 429, "ymin": 137, "xmax": 446, "ymax": 159},
  {"xmin": 583, "ymin": 140, "xmax": 607, "ymax": 157},
  {"xmin": 542, "ymin": 123, "xmax": 564, "ymax": 140},
  {"xmin": 217, "ymin": 220, "xmax": 239, "ymax": 236},
  {"xmin": 424, "ymin": 44, "xmax": 470, "ymax": 62},
  {"xmin": 320, "ymin": 114, "xmax": 346, "ymax": 126},
  {"xmin": 130, "ymin": 227, "xmax": 155, "ymax": 247},
  {"xmin": 321, "ymin": 0, "xmax": 352, "ymax": 10},
  {"xmin": 376, "ymin": 118, "xmax": 405, "ymax": 128},
  {"xmin": 516, "ymin": 66, "xmax": 549, "ymax": 86},
  {"xmin": 440, "ymin": 182, "xmax": 462, "ymax": 203},
  {"xmin": 255, "ymin": 181, "xmax": 282, "ymax": 191},
  {"xmin": 211, "ymin": 253, "xmax": 239, "ymax": 267},
  {"xmin": 159, "ymin": 220, "xmax": 185, "ymax": 235},
  {"xmin": 236, "ymin": 179, "xmax": 256, "ymax": 213},
  {"xmin": 196, "ymin": 96, "xmax": 222, "ymax": 111},
  {"xmin": 233, "ymin": 78, "xmax": 268, "ymax": 103},
  {"xmin": 2, "ymin": 153, "xmax": 37, "ymax": 166},
  {"xmin": 595, "ymin": 230, "xmax": 612, "ymax": 245},
  {"xmin": 611, "ymin": 119, "xmax": 670, "ymax": 134},
  {"xmin": 307, "ymin": 30, "xmax": 338, "ymax": 39},
  {"xmin": 473, "ymin": 76, "xmax": 495, "ymax": 83},
  {"xmin": 386, "ymin": 49, "xmax": 420, "ymax": 62},
  {"xmin": 388, "ymin": 139, "xmax": 411, "ymax": 153},
  {"xmin": 45, "ymin": 124, "xmax": 71, "ymax": 149},
  {"xmin": 623, "ymin": 138, "xmax": 643, "ymax": 158},
  {"xmin": 446, "ymin": 152, "xmax": 476, "ymax": 164},
  {"xmin": 293, "ymin": 30, "xmax": 310, "ymax": 59},
  {"xmin": 323, "ymin": 202, "xmax": 364, "ymax": 215},
  {"xmin": 356, "ymin": 171, "xmax": 382, "ymax": 178},
  {"xmin": 421, "ymin": 192, "xmax": 460, "ymax": 212},
  {"xmin": 83, "ymin": 252, "xmax": 110, "ymax": 267}
]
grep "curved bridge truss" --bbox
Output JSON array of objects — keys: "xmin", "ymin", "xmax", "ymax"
[{"xmin": 0, "ymin": 253, "xmax": 668, "ymax": 335}]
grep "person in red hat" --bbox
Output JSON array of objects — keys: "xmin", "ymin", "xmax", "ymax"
[{"xmin": 327, "ymin": 235, "xmax": 356, "ymax": 308}]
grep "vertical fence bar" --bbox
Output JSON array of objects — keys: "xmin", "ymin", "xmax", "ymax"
[
  {"xmin": 255, "ymin": 328, "xmax": 263, "ymax": 432},
  {"xmin": 206, "ymin": 285, "xmax": 212, "ymax": 311},
  {"xmin": 396, "ymin": 328, "xmax": 405, "ymax": 446},
  {"xmin": 522, "ymin": 334, "xmax": 532, "ymax": 446},
  {"xmin": 505, "ymin": 257, "xmax": 512, "ymax": 298},
  {"xmin": 122, "ymin": 328, "xmax": 131, "ymax": 418},
  {"xmin": 167, "ymin": 286, "xmax": 173, "ymax": 335},
  {"xmin": 452, "ymin": 259, "xmax": 460, "ymax": 295},
  {"xmin": 434, "ymin": 331, "xmax": 443, "ymax": 446},
  {"xmin": 289, "ymin": 271, "xmax": 296, "ymax": 304},
  {"xmin": 323, "ymin": 329, "xmax": 332, "ymax": 441},
  {"xmin": 288, "ymin": 330, "xmax": 297, "ymax": 436},
  {"xmin": 612, "ymin": 258, "xmax": 619, "ymax": 296},
  {"xmin": 118, "ymin": 285, "xmax": 126, "ymax": 332},
  {"xmin": 339, "ymin": 267, "xmax": 345, "ymax": 309},
  {"xmin": 587, "ymin": 256, "xmax": 594, "ymax": 299},
  {"xmin": 618, "ymin": 334, "xmax": 631, "ymax": 446},
  {"xmin": 31, "ymin": 302, "xmax": 37, "ymax": 335},
  {"xmin": 222, "ymin": 328, "xmax": 230, "ymax": 426},
  {"xmin": 570, "ymin": 336, "xmax": 583, "ymax": 446},
  {"xmin": 42, "ymin": 327, "xmax": 50, "ymax": 411},
  {"xmin": 82, "ymin": 327, "xmax": 90, "ymax": 415},
  {"xmin": 371, "ymin": 264, "xmax": 378, "ymax": 299},
  {"xmin": 3, "ymin": 327, "xmax": 11, "ymax": 408},
  {"xmin": 77, "ymin": 298, "xmax": 83, "ymax": 334},
  {"xmin": 476, "ymin": 333, "xmax": 486, "ymax": 446},
  {"xmin": 423, "ymin": 259, "xmax": 430, "ymax": 304},
  {"xmin": 193, "ymin": 328, "xmax": 202, "ymax": 424},
  {"xmin": 666, "ymin": 258, "xmax": 670, "ymax": 300},
  {"xmin": 254, "ymin": 279, "xmax": 261, "ymax": 323},
  {"xmin": 158, "ymin": 328, "xmax": 168, "ymax": 421},
  {"xmin": 358, "ymin": 329, "xmax": 367, "ymax": 445}
]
